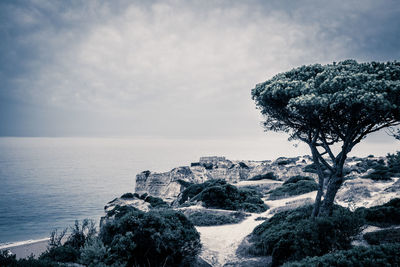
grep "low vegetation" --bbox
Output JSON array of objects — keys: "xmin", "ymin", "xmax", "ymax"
[
  {"xmin": 268, "ymin": 176, "xmax": 318, "ymax": 200},
  {"xmin": 361, "ymin": 152, "xmax": 400, "ymax": 180},
  {"xmin": 283, "ymin": 243, "xmax": 400, "ymax": 267},
  {"xmin": 180, "ymin": 179, "xmax": 268, "ymax": 213},
  {"xmin": 187, "ymin": 210, "xmax": 247, "ymax": 226},
  {"xmin": 98, "ymin": 209, "xmax": 201, "ymax": 267},
  {"xmin": 355, "ymin": 198, "xmax": 400, "ymax": 227},
  {"xmin": 120, "ymin": 192, "xmax": 170, "ymax": 209},
  {"xmin": 248, "ymin": 172, "xmax": 278, "ymax": 181},
  {"xmin": 248, "ymin": 205, "xmax": 363, "ymax": 266},
  {"xmin": 364, "ymin": 228, "xmax": 400, "ymax": 245}
]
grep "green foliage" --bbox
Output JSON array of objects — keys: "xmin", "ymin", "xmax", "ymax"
[
  {"xmin": 143, "ymin": 195, "xmax": 170, "ymax": 209},
  {"xmin": 80, "ymin": 237, "xmax": 108, "ymax": 267},
  {"xmin": 268, "ymin": 179, "xmax": 318, "ymax": 200},
  {"xmin": 177, "ymin": 179, "xmax": 193, "ymax": 188},
  {"xmin": 200, "ymin": 184, "xmax": 269, "ymax": 213},
  {"xmin": 283, "ymin": 175, "xmax": 315, "ymax": 185},
  {"xmin": 387, "ymin": 151, "xmax": 400, "ymax": 175},
  {"xmin": 363, "ymin": 228, "xmax": 400, "ymax": 245},
  {"xmin": 179, "ymin": 179, "xmax": 227, "ymax": 204},
  {"xmin": 283, "ymin": 243, "xmax": 400, "ymax": 267},
  {"xmin": 251, "ymin": 60, "xmax": 400, "ymax": 140},
  {"xmin": 120, "ymin": 192, "xmax": 135, "ymax": 199},
  {"xmin": 180, "ymin": 179, "xmax": 268, "ymax": 212},
  {"xmin": 100, "ymin": 209, "xmax": 201, "ymax": 267},
  {"xmin": 248, "ymin": 172, "xmax": 278, "ymax": 181},
  {"xmin": 355, "ymin": 198, "xmax": 400, "ymax": 227},
  {"xmin": 107, "ymin": 205, "xmax": 138, "ymax": 219},
  {"xmin": 249, "ymin": 205, "xmax": 363, "ymax": 266},
  {"xmin": 0, "ymin": 251, "xmax": 58, "ymax": 267},
  {"xmin": 188, "ymin": 211, "xmax": 247, "ymax": 226},
  {"xmin": 303, "ymin": 163, "xmax": 328, "ymax": 174},
  {"xmin": 40, "ymin": 219, "xmax": 96, "ymax": 263}
]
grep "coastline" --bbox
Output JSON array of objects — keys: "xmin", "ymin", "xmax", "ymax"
[{"xmin": 0, "ymin": 238, "xmax": 49, "ymax": 259}]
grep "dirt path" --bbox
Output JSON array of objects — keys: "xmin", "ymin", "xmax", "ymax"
[{"xmin": 196, "ymin": 191, "xmax": 317, "ymax": 266}]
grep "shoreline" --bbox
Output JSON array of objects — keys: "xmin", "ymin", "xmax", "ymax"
[{"xmin": 0, "ymin": 238, "xmax": 49, "ymax": 259}]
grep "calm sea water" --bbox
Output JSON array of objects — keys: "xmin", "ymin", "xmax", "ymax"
[
  {"xmin": 0, "ymin": 136, "xmax": 289, "ymax": 244},
  {"xmin": 0, "ymin": 136, "xmax": 395, "ymax": 245}
]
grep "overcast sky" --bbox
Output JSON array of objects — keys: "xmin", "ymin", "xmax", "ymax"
[{"xmin": 0, "ymin": 0, "xmax": 399, "ymax": 155}]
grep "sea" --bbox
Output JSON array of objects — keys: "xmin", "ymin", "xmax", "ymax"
[
  {"xmin": 0, "ymin": 136, "xmax": 396, "ymax": 247},
  {"xmin": 0, "ymin": 136, "xmax": 289, "ymax": 246}
]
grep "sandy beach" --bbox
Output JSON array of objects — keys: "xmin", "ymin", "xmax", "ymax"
[{"xmin": 0, "ymin": 239, "xmax": 49, "ymax": 259}]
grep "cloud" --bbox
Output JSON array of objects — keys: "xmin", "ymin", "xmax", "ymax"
[{"xmin": 0, "ymin": 0, "xmax": 399, "ymax": 138}]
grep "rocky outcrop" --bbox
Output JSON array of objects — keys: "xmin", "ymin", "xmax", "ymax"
[{"xmin": 135, "ymin": 156, "xmax": 316, "ymax": 201}]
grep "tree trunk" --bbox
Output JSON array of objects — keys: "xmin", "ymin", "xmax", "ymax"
[
  {"xmin": 312, "ymin": 176, "xmax": 324, "ymax": 217},
  {"xmin": 318, "ymin": 174, "xmax": 343, "ymax": 217},
  {"xmin": 309, "ymin": 145, "xmax": 325, "ymax": 217}
]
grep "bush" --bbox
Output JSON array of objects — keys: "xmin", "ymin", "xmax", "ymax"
[
  {"xmin": 200, "ymin": 184, "xmax": 268, "ymax": 213},
  {"xmin": 80, "ymin": 237, "xmax": 108, "ymax": 267},
  {"xmin": 356, "ymin": 198, "xmax": 400, "ymax": 227},
  {"xmin": 0, "ymin": 251, "xmax": 57, "ymax": 267},
  {"xmin": 248, "ymin": 172, "xmax": 277, "ymax": 181},
  {"xmin": 283, "ymin": 175, "xmax": 315, "ymax": 185},
  {"xmin": 179, "ymin": 179, "xmax": 227, "ymax": 204},
  {"xmin": 120, "ymin": 192, "xmax": 135, "ymax": 199},
  {"xmin": 282, "ymin": 243, "xmax": 400, "ymax": 267},
  {"xmin": 387, "ymin": 151, "xmax": 400, "ymax": 175},
  {"xmin": 249, "ymin": 205, "xmax": 363, "ymax": 266},
  {"xmin": 363, "ymin": 164, "xmax": 392, "ymax": 180},
  {"xmin": 268, "ymin": 180, "xmax": 318, "ymax": 200},
  {"xmin": 177, "ymin": 179, "xmax": 193, "ymax": 188},
  {"xmin": 364, "ymin": 228, "xmax": 400, "ymax": 245},
  {"xmin": 40, "ymin": 219, "xmax": 96, "ymax": 263},
  {"xmin": 143, "ymin": 195, "xmax": 169, "ymax": 209},
  {"xmin": 188, "ymin": 211, "xmax": 247, "ymax": 226},
  {"xmin": 100, "ymin": 209, "xmax": 201, "ymax": 267},
  {"xmin": 107, "ymin": 205, "xmax": 138, "ymax": 219},
  {"xmin": 303, "ymin": 163, "xmax": 328, "ymax": 174}
]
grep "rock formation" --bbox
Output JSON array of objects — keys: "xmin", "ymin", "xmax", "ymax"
[{"xmin": 135, "ymin": 156, "xmax": 316, "ymax": 201}]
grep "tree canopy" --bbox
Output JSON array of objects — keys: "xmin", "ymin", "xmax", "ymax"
[{"xmin": 252, "ymin": 60, "xmax": 400, "ymax": 216}]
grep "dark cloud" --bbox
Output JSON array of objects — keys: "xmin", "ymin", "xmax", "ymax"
[{"xmin": 0, "ymin": 0, "xmax": 399, "ymax": 143}]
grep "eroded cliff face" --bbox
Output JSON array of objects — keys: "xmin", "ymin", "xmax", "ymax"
[{"xmin": 135, "ymin": 156, "xmax": 316, "ymax": 201}]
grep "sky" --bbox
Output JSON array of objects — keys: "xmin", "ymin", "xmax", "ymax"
[{"xmin": 0, "ymin": 0, "xmax": 399, "ymax": 156}]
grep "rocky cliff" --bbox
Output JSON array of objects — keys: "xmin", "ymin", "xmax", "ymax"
[{"xmin": 135, "ymin": 155, "xmax": 316, "ymax": 201}]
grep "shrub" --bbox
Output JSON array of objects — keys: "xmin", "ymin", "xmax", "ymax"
[
  {"xmin": 107, "ymin": 205, "xmax": 138, "ymax": 219},
  {"xmin": 0, "ymin": 251, "xmax": 57, "ymax": 267},
  {"xmin": 364, "ymin": 228, "xmax": 400, "ymax": 245},
  {"xmin": 40, "ymin": 219, "xmax": 96, "ymax": 263},
  {"xmin": 80, "ymin": 237, "xmax": 108, "ymax": 267},
  {"xmin": 282, "ymin": 243, "xmax": 400, "ymax": 267},
  {"xmin": 363, "ymin": 164, "xmax": 392, "ymax": 181},
  {"xmin": 303, "ymin": 163, "xmax": 327, "ymax": 174},
  {"xmin": 100, "ymin": 209, "xmax": 201, "ymax": 267},
  {"xmin": 268, "ymin": 180, "xmax": 318, "ymax": 200},
  {"xmin": 249, "ymin": 205, "xmax": 363, "ymax": 266},
  {"xmin": 248, "ymin": 172, "xmax": 277, "ymax": 181},
  {"xmin": 200, "ymin": 184, "xmax": 268, "ymax": 212},
  {"xmin": 188, "ymin": 211, "xmax": 247, "ymax": 226},
  {"xmin": 283, "ymin": 175, "xmax": 315, "ymax": 185},
  {"xmin": 179, "ymin": 179, "xmax": 227, "ymax": 204},
  {"xmin": 143, "ymin": 195, "xmax": 169, "ymax": 209},
  {"xmin": 120, "ymin": 193, "xmax": 135, "ymax": 199},
  {"xmin": 387, "ymin": 151, "xmax": 400, "ymax": 175},
  {"xmin": 355, "ymin": 198, "xmax": 400, "ymax": 227},
  {"xmin": 177, "ymin": 179, "xmax": 193, "ymax": 188}
]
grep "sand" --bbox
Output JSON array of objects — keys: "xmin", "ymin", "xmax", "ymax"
[{"xmin": 0, "ymin": 239, "xmax": 49, "ymax": 259}]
